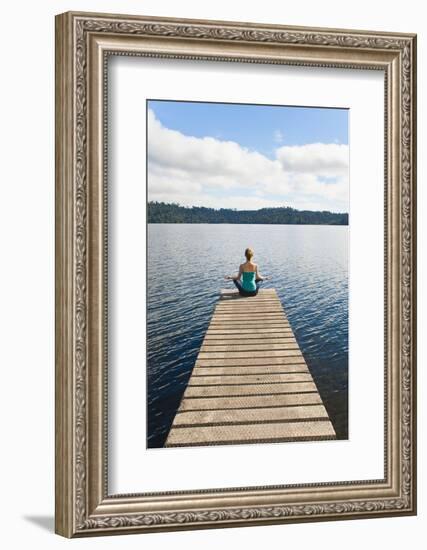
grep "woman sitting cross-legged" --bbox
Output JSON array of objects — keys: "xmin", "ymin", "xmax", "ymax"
[{"xmin": 224, "ymin": 247, "xmax": 271, "ymax": 297}]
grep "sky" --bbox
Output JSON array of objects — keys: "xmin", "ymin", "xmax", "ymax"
[{"xmin": 147, "ymin": 100, "xmax": 349, "ymax": 212}]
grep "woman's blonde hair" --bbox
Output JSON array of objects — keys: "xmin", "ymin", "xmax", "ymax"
[{"xmin": 245, "ymin": 247, "xmax": 254, "ymax": 260}]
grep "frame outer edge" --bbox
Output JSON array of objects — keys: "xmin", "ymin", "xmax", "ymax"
[
  {"xmin": 55, "ymin": 12, "xmax": 76, "ymax": 538},
  {"xmin": 62, "ymin": 10, "xmax": 417, "ymax": 40},
  {"xmin": 54, "ymin": 10, "xmax": 417, "ymax": 536},
  {"xmin": 409, "ymin": 34, "xmax": 417, "ymax": 514},
  {"xmin": 413, "ymin": 35, "xmax": 417, "ymax": 514}
]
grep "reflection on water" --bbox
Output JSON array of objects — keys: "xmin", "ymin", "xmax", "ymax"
[{"xmin": 147, "ymin": 224, "xmax": 348, "ymax": 447}]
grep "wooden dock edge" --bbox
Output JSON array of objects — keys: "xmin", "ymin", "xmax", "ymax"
[{"xmin": 165, "ymin": 289, "xmax": 336, "ymax": 448}]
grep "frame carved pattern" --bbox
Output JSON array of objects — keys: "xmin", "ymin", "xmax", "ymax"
[{"xmin": 55, "ymin": 12, "xmax": 416, "ymax": 537}]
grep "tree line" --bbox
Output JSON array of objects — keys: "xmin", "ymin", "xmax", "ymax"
[{"xmin": 147, "ymin": 201, "xmax": 348, "ymax": 225}]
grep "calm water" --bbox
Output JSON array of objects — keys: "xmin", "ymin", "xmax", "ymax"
[{"xmin": 147, "ymin": 224, "xmax": 348, "ymax": 447}]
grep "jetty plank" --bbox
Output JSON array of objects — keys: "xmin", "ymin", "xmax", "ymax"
[
  {"xmin": 188, "ymin": 373, "xmax": 313, "ymax": 385},
  {"xmin": 195, "ymin": 357, "xmax": 305, "ymax": 367},
  {"xmin": 206, "ymin": 328, "xmax": 293, "ymax": 335},
  {"xmin": 192, "ymin": 365, "xmax": 309, "ymax": 376},
  {"xmin": 200, "ymin": 343, "xmax": 300, "ymax": 352},
  {"xmin": 166, "ymin": 421, "xmax": 336, "ymax": 446},
  {"xmin": 215, "ymin": 305, "xmax": 284, "ymax": 311},
  {"xmin": 184, "ymin": 382, "xmax": 317, "ymax": 398},
  {"xmin": 210, "ymin": 324, "xmax": 289, "ymax": 329},
  {"xmin": 197, "ymin": 350, "xmax": 303, "ymax": 359},
  {"xmin": 202, "ymin": 337, "xmax": 297, "ymax": 345},
  {"xmin": 178, "ymin": 392, "xmax": 323, "ymax": 411},
  {"xmin": 165, "ymin": 289, "xmax": 336, "ymax": 447},
  {"xmin": 214, "ymin": 307, "xmax": 282, "ymax": 312},
  {"xmin": 172, "ymin": 405, "xmax": 329, "ymax": 426}
]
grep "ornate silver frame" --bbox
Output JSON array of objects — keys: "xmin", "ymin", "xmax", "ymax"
[{"xmin": 55, "ymin": 11, "xmax": 417, "ymax": 537}]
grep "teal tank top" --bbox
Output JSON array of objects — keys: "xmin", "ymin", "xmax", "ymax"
[{"xmin": 242, "ymin": 271, "xmax": 256, "ymax": 292}]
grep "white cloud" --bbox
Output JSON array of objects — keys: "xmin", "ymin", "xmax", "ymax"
[
  {"xmin": 147, "ymin": 109, "xmax": 349, "ymax": 212},
  {"xmin": 276, "ymin": 143, "xmax": 349, "ymax": 177}
]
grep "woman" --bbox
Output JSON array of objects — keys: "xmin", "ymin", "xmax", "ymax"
[{"xmin": 225, "ymin": 247, "xmax": 271, "ymax": 296}]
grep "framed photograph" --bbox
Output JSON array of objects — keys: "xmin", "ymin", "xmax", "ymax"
[{"xmin": 55, "ymin": 11, "xmax": 417, "ymax": 537}]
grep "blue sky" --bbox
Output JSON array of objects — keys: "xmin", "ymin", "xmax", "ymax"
[{"xmin": 147, "ymin": 100, "xmax": 349, "ymax": 212}]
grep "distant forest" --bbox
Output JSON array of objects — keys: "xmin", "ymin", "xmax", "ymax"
[{"xmin": 148, "ymin": 202, "xmax": 348, "ymax": 225}]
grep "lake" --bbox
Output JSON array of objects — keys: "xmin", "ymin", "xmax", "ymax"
[{"xmin": 147, "ymin": 223, "xmax": 348, "ymax": 448}]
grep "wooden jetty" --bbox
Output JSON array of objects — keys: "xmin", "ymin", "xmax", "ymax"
[{"xmin": 165, "ymin": 288, "xmax": 336, "ymax": 447}]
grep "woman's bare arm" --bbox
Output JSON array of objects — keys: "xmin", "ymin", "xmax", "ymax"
[
  {"xmin": 225, "ymin": 264, "xmax": 243, "ymax": 281},
  {"xmin": 232, "ymin": 264, "xmax": 243, "ymax": 281},
  {"xmin": 256, "ymin": 264, "xmax": 270, "ymax": 281}
]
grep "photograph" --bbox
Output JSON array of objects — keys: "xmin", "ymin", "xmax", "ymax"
[{"xmin": 146, "ymin": 99, "xmax": 349, "ymax": 448}]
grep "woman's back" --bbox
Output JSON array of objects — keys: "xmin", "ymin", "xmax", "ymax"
[
  {"xmin": 241, "ymin": 260, "xmax": 257, "ymax": 273},
  {"xmin": 241, "ymin": 261, "xmax": 257, "ymax": 292}
]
